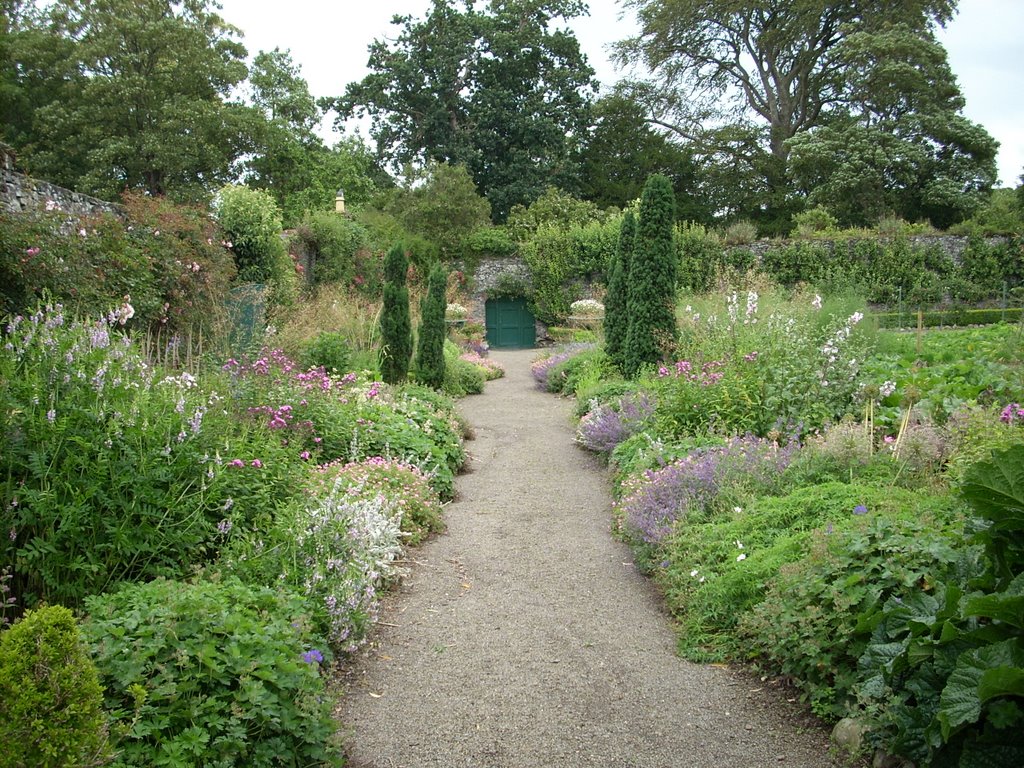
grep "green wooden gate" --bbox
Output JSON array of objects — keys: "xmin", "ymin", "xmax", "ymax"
[{"xmin": 485, "ymin": 297, "xmax": 535, "ymax": 348}]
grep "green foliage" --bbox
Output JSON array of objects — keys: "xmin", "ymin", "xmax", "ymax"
[
  {"xmin": 506, "ymin": 187, "xmax": 606, "ymax": 241},
  {"xmin": 382, "ymin": 162, "xmax": 493, "ymax": 260},
  {"xmin": 741, "ymin": 509, "xmax": 972, "ymax": 720},
  {"xmin": 1, "ymin": 308, "xmax": 301, "ymax": 610},
  {"xmin": 675, "ymin": 222, "xmax": 725, "ymax": 293},
  {"xmin": 662, "ymin": 482, "xmax": 952, "ymax": 660},
  {"xmin": 379, "ymin": 244, "xmax": 412, "ymax": 384},
  {"xmin": 0, "ymin": 194, "xmax": 236, "ymax": 336},
  {"xmin": 792, "ymin": 205, "xmax": 839, "ymax": 237},
  {"xmin": 213, "ymin": 185, "xmax": 285, "ymax": 282},
  {"xmin": 520, "ymin": 217, "xmax": 620, "ymax": 324},
  {"xmin": 624, "ymin": 174, "xmax": 677, "ymax": 377},
  {"xmin": 442, "ymin": 340, "xmax": 486, "ymax": 397},
  {"xmin": 415, "ymin": 263, "xmax": 448, "ymax": 389},
  {"xmin": 0, "ymin": 605, "xmax": 110, "ymax": 768},
  {"xmin": 950, "ymin": 188, "xmax": 1024, "ymax": 236},
  {"xmin": 83, "ymin": 578, "xmax": 340, "ymax": 767},
  {"xmin": 578, "ymin": 91, "xmax": 713, "ymax": 221},
  {"xmin": 620, "ymin": 1, "xmax": 989, "ymax": 230},
  {"xmin": 604, "ymin": 210, "xmax": 635, "ymax": 373},
  {"xmin": 296, "ymin": 210, "xmax": 370, "ymax": 286},
  {"xmin": 544, "ymin": 348, "xmax": 618, "ymax": 396},
  {"xmin": 857, "ymin": 446, "xmax": 1024, "ymax": 766},
  {"xmin": 299, "ymin": 332, "xmax": 350, "ymax": 374},
  {"xmin": 9, "ymin": 0, "xmax": 252, "ymax": 200},
  {"xmin": 334, "ymin": 0, "xmax": 596, "ymax": 221}
]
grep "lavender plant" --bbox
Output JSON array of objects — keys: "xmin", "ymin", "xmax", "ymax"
[
  {"xmin": 531, "ymin": 343, "xmax": 596, "ymax": 390},
  {"xmin": 615, "ymin": 435, "xmax": 799, "ymax": 546},
  {"xmin": 576, "ymin": 391, "xmax": 655, "ymax": 453}
]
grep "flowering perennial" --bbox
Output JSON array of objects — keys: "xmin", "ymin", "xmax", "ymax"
[
  {"xmin": 616, "ymin": 435, "xmax": 798, "ymax": 545},
  {"xmin": 576, "ymin": 392, "xmax": 655, "ymax": 453}
]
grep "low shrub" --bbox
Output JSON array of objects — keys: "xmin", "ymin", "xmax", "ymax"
[
  {"xmin": 1, "ymin": 307, "xmax": 298, "ymax": 611},
  {"xmin": 315, "ymin": 456, "xmax": 444, "ymax": 546},
  {"xmin": 530, "ymin": 343, "xmax": 597, "ymax": 390},
  {"xmin": 299, "ymin": 331, "xmax": 351, "ymax": 374},
  {"xmin": 576, "ymin": 391, "xmax": 655, "ymax": 454},
  {"xmin": 83, "ymin": 578, "xmax": 340, "ymax": 767},
  {"xmin": 442, "ymin": 340, "xmax": 486, "ymax": 397},
  {"xmin": 660, "ymin": 482, "xmax": 956, "ymax": 660},
  {"xmin": 851, "ymin": 446, "xmax": 1024, "ymax": 766},
  {"xmin": 614, "ymin": 435, "xmax": 799, "ymax": 548},
  {"xmin": 460, "ymin": 351, "xmax": 505, "ymax": 380},
  {"xmin": 0, "ymin": 605, "xmax": 110, "ymax": 768},
  {"xmin": 572, "ymin": 380, "xmax": 638, "ymax": 419},
  {"xmin": 545, "ymin": 347, "xmax": 617, "ymax": 396},
  {"xmin": 740, "ymin": 508, "xmax": 972, "ymax": 720}
]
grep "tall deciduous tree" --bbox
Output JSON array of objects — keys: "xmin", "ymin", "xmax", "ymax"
[
  {"xmin": 11, "ymin": 0, "xmax": 252, "ymax": 200},
  {"xmin": 331, "ymin": 0, "xmax": 596, "ymax": 221},
  {"xmin": 379, "ymin": 243, "xmax": 412, "ymax": 384},
  {"xmin": 578, "ymin": 93, "xmax": 711, "ymax": 222},
  {"xmin": 616, "ymin": 0, "xmax": 993, "ymax": 230},
  {"xmin": 603, "ymin": 209, "xmax": 635, "ymax": 373},
  {"xmin": 624, "ymin": 175, "xmax": 676, "ymax": 378},
  {"xmin": 787, "ymin": 23, "xmax": 997, "ymax": 227},
  {"xmin": 415, "ymin": 262, "xmax": 448, "ymax": 389}
]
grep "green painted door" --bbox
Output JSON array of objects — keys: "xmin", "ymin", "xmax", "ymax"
[{"xmin": 485, "ymin": 297, "xmax": 535, "ymax": 348}]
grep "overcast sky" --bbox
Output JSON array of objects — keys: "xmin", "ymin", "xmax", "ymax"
[{"xmin": 217, "ymin": 0, "xmax": 1023, "ymax": 186}]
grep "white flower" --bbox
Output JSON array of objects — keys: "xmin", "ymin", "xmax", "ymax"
[
  {"xmin": 737, "ymin": 553, "xmax": 747, "ymax": 562},
  {"xmin": 735, "ymin": 540, "xmax": 744, "ymax": 549},
  {"xmin": 569, "ymin": 298, "xmax": 605, "ymax": 317},
  {"xmin": 812, "ymin": 294, "xmax": 823, "ymax": 310},
  {"xmin": 733, "ymin": 506, "xmax": 743, "ymax": 514},
  {"xmin": 690, "ymin": 569, "xmax": 699, "ymax": 578}
]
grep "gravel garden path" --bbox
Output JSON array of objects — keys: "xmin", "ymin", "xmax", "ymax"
[{"xmin": 336, "ymin": 349, "xmax": 842, "ymax": 768}]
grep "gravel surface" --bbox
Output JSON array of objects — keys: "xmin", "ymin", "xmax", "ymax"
[{"xmin": 335, "ymin": 349, "xmax": 842, "ymax": 768}]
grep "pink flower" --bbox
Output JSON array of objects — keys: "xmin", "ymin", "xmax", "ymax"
[
  {"xmin": 227, "ymin": 459, "xmax": 245, "ymax": 468},
  {"xmin": 300, "ymin": 451, "xmax": 311, "ymax": 460},
  {"xmin": 250, "ymin": 459, "xmax": 263, "ymax": 468},
  {"xmin": 25, "ymin": 247, "xmax": 40, "ymax": 257}
]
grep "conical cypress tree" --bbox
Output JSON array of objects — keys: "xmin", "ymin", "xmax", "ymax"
[
  {"xmin": 379, "ymin": 243, "xmax": 412, "ymax": 383},
  {"xmin": 623, "ymin": 174, "xmax": 677, "ymax": 378},
  {"xmin": 415, "ymin": 262, "xmax": 448, "ymax": 389},
  {"xmin": 603, "ymin": 210, "xmax": 635, "ymax": 373}
]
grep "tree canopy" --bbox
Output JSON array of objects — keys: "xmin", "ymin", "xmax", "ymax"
[
  {"xmin": 616, "ymin": 0, "xmax": 995, "ymax": 230},
  {"xmin": 6, "ymin": 0, "xmax": 253, "ymax": 200},
  {"xmin": 330, "ymin": 0, "xmax": 597, "ymax": 221}
]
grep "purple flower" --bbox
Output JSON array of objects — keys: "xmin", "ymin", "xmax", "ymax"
[
  {"xmin": 301, "ymin": 648, "xmax": 324, "ymax": 664},
  {"xmin": 853, "ymin": 504, "xmax": 868, "ymax": 515}
]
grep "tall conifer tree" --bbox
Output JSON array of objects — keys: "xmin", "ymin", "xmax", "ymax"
[
  {"xmin": 415, "ymin": 262, "xmax": 448, "ymax": 389},
  {"xmin": 624, "ymin": 174, "xmax": 677, "ymax": 378},
  {"xmin": 603, "ymin": 210, "xmax": 635, "ymax": 373},
  {"xmin": 379, "ymin": 243, "xmax": 412, "ymax": 383}
]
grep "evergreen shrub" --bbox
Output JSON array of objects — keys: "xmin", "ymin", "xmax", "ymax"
[
  {"xmin": 379, "ymin": 244, "xmax": 412, "ymax": 384},
  {"xmin": 415, "ymin": 263, "xmax": 447, "ymax": 388},
  {"xmin": 624, "ymin": 174, "xmax": 677, "ymax": 377},
  {"xmin": 0, "ymin": 605, "xmax": 110, "ymax": 768}
]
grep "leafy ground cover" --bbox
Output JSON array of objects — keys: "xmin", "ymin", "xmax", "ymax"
[
  {"xmin": 550, "ymin": 285, "xmax": 1024, "ymax": 765},
  {"xmin": 0, "ymin": 301, "xmax": 476, "ymax": 764}
]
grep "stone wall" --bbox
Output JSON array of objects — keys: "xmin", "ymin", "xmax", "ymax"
[
  {"xmin": 468, "ymin": 255, "xmax": 548, "ymax": 343},
  {"xmin": 732, "ymin": 234, "xmax": 1006, "ymax": 265},
  {"xmin": 1, "ymin": 144, "xmax": 123, "ymax": 218}
]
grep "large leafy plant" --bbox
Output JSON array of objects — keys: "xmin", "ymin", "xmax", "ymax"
[{"xmin": 859, "ymin": 445, "xmax": 1024, "ymax": 766}]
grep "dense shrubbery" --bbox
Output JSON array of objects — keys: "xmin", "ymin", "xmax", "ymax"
[
  {"xmin": 0, "ymin": 195, "xmax": 236, "ymax": 337},
  {"xmin": 0, "ymin": 297, "xmax": 479, "ymax": 762},
  {"xmin": 295, "ymin": 210, "xmax": 371, "ymax": 287},
  {"xmin": 83, "ymin": 579, "xmax": 340, "ymax": 767},
  {"xmin": 553, "ymin": 284, "xmax": 1024, "ymax": 764}
]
